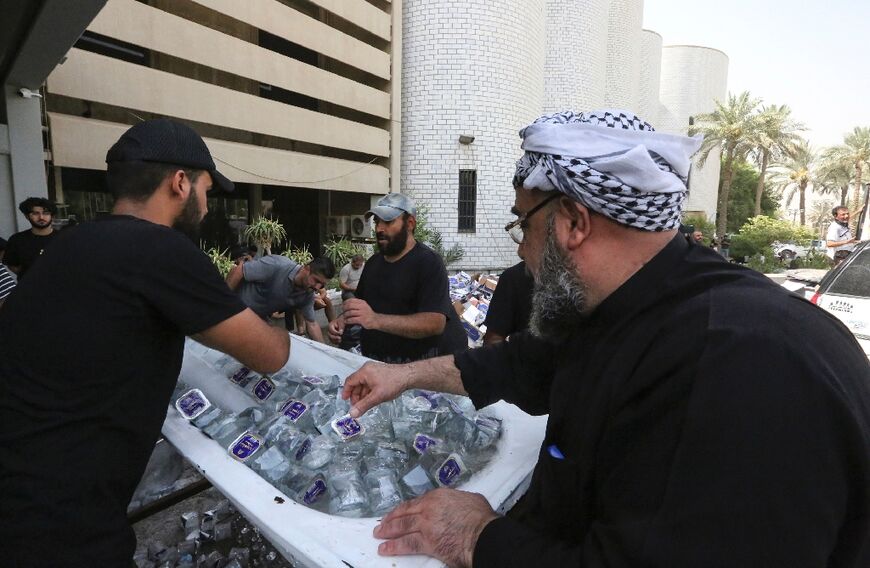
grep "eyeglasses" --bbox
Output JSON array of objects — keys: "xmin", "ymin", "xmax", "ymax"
[{"xmin": 504, "ymin": 193, "xmax": 560, "ymax": 244}]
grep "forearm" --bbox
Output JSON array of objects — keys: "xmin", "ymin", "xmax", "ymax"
[
  {"xmin": 225, "ymin": 263, "xmax": 244, "ymax": 290},
  {"xmin": 374, "ymin": 312, "xmax": 445, "ymax": 339},
  {"xmin": 339, "ymin": 280, "xmax": 354, "ymax": 291},
  {"xmin": 306, "ymin": 320, "xmax": 326, "ymax": 343},
  {"xmin": 403, "ymin": 354, "xmax": 467, "ymax": 396}
]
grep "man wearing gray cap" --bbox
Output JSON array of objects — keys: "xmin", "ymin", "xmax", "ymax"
[
  {"xmin": 0, "ymin": 119, "xmax": 290, "ymax": 566},
  {"xmin": 328, "ymin": 193, "xmax": 466, "ymax": 363},
  {"xmin": 341, "ymin": 111, "xmax": 870, "ymax": 567}
]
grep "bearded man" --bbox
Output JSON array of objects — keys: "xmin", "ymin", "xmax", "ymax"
[
  {"xmin": 0, "ymin": 119, "xmax": 290, "ymax": 567},
  {"xmin": 3, "ymin": 197, "xmax": 58, "ymax": 278},
  {"xmin": 328, "ymin": 193, "xmax": 466, "ymax": 363},
  {"xmin": 340, "ymin": 110, "xmax": 870, "ymax": 567}
]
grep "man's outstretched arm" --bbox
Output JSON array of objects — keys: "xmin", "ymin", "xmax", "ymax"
[{"xmin": 342, "ymin": 354, "xmax": 465, "ymax": 418}]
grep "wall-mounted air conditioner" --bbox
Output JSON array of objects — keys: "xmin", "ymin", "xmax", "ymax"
[
  {"xmin": 326, "ymin": 216, "xmax": 350, "ymax": 236},
  {"xmin": 349, "ymin": 215, "xmax": 369, "ymax": 238}
]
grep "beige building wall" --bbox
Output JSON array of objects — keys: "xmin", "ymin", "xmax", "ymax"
[{"xmin": 45, "ymin": 0, "xmax": 396, "ymax": 197}]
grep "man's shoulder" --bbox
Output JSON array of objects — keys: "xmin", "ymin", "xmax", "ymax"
[
  {"xmin": 7, "ymin": 230, "xmax": 32, "ymax": 243},
  {"xmin": 409, "ymin": 242, "xmax": 444, "ymax": 266}
]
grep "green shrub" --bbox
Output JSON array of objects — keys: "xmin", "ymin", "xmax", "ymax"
[
  {"xmin": 745, "ymin": 247, "xmax": 786, "ymax": 274},
  {"xmin": 204, "ymin": 247, "xmax": 234, "ymax": 278},
  {"xmin": 281, "ymin": 244, "xmax": 313, "ymax": 266},
  {"xmin": 730, "ymin": 215, "xmax": 815, "ymax": 259},
  {"xmin": 793, "ymin": 250, "xmax": 832, "ymax": 269},
  {"xmin": 414, "ymin": 205, "xmax": 464, "ymax": 266}
]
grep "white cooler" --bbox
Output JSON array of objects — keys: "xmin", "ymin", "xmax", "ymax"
[{"xmin": 163, "ymin": 335, "xmax": 546, "ymax": 568}]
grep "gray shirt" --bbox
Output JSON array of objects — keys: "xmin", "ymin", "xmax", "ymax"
[
  {"xmin": 339, "ymin": 262, "xmax": 364, "ymax": 290},
  {"xmin": 238, "ymin": 255, "xmax": 316, "ymax": 321}
]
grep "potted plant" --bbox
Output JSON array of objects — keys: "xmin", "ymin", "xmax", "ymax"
[
  {"xmin": 204, "ymin": 247, "xmax": 235, "ymax": 278},
  {"xmin": 243, "ymin": 216, "xmax": 286, "ymax": 256}
]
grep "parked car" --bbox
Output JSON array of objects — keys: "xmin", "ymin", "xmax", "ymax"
[
  {"xmin": 811, "ymin": 240, "xmax": 870, "ymax": 355},
  {"xmin": 772, "ymin": 239, "xmax": 827, "ymax": 261}
]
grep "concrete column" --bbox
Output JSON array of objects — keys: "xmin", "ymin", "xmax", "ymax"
[
  {"xmin": 389, "ymin": 0, "xmax": 402, "ymax": 195},
  {"xmin": 248, "ymin": 183, "xmax": 263, "ymax": 219},
  {"xmin": 52, "ymin": 165, "xmax": 64, "ymax": 205},
  {"xmin": 3, "ymin": 84, "xmax": 48, "ymax": 234}
]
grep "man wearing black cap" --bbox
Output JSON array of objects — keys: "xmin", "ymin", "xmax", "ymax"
[
  {"xmin": 0, "ymin": 119, "xmax": 290, "ymax": 567},
  {"xmin": 328, "ymin": 193, "xmax": 466, "ymax": 363}
]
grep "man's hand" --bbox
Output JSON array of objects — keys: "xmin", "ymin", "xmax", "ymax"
[
  {"xmin": 225, "ymin": 260, "xmax": 245, "ymax": 290},
  {"xmin": 341, "ymin": 361, "xmax": 410, "ymax": 418},
  {"xmin": 373, "ymin": 488, "xmax": 498, "ymax": 568},
  {"xmin": 342, "ymin": 298, "xmax": 380, "ymax": 330},
  {"xmin": 328, "ymin": 315, "xmax": 345, "ymax": 344}
]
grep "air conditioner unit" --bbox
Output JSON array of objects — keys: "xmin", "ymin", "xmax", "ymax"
[
  {"xmin": 326, "ymin": 215, "xmax": 350, "ymax": 236},
  {"xmin": 349, "ymin": 215, "xmax": 369, "ymax": 238}
]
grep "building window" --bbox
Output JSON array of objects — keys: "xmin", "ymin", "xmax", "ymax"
[{"xmin": 458, "ymin": 170, "xmax": 477, "ymax": 232}]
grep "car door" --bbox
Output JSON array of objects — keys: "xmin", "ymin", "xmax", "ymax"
[{"xmin": 815, "ymin": 243, "xmax": 870, "ymax": 345}]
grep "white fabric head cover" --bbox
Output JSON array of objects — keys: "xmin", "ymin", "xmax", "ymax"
[{"xmin": 514, "ymin": 110, "xmax": 703, "ymax": 231}]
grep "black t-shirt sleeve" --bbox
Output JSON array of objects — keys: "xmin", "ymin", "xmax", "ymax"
[
  {"xmin": 3, "ymin": 234, "xmax": 22, "ymax": 267},
  {"xmin": 483, "ymin": 271, "xmax": 517, "ymax": 336},
  {"xmin": 140, "ymin": 233, "xmax": 246, "ymax": 335},
  {"xmin": 455, "ymin": 331, "xmax": 557, "ymax": 414},
  {"xmin": 413, "ymin": 250, "xmax": 451, "ymax": 316}
]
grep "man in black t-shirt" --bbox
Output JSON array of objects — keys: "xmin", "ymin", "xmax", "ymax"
[
  {"xmin": 0, "ymin": 119, "xmax": 290, "ymax": 567},
  {"xmin": 328, "ymin": 193, "xmax": 466, "ymax": 363},
  {"xmin": 483, "ymin": 260, "xmax": 534, "ymax": 344},
  {"xmin": 3, "ymin": 197, "xmax": 58, "ymax": 278}
]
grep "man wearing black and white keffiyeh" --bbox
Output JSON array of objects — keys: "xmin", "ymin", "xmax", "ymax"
[{"xmin": 341, "ymin": 110, "xmax": 870, "ymax": 568}]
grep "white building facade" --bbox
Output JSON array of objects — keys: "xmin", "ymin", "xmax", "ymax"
[
  {"xmin": 402, "ymin": 0, "xmax": 729, "ymax": 271},
  {"xmin": 658, "ymin": 46, "xmax": 730, "ymax": 220}
]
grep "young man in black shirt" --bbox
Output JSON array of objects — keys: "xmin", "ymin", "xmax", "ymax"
[
  {"xmin": 3, "ymin": 196, "xmax": 58, "ymax": 278},
  {"xmin": 328, "ymin": 193, "xmax": 466, "ymax": 363},
  {"xmin": 341, "ymin": 110, "xmax": 870, "ymax": 567},
  {"xmin": 482, "ymin": 260, "xmax": 534, "ymax": 344},
  {"xmin": 0, "ymin": 119, "xmax": 290, "ymax": 567}
]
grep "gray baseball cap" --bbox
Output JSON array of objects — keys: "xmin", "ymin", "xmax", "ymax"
[{"xmin": 365, "ymin": 193, "xmax": 417, "ymax": 222}]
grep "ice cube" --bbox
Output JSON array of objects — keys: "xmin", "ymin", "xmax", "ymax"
[
  {"xmin": 300, "ymin": 434, "xmax": 335, "ymax": 470},
  {"xmin": 327, "ymin": 463, "xmax": 369, "ymax": 517},
  {"xmin": 400, "ymin": 464, "xmax": 435, "ymax": 498},
  {"xmin": 364, "ymin": 465, "xmax": 403, "ymax": 516},
  {"xmin": 252, "ymin": 446, "xmax": 291, "ymax": 483}
]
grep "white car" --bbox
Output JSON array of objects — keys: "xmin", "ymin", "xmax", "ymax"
[
  {"xmin": 773, "ymin": 240, "xmax": 827, "ymax": 261},
  {"xmin": 811, "ymin": 241, "xmax": 870, "ymax": 355}
]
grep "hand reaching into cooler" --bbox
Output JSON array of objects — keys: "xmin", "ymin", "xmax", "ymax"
[{"xmin": 341, "ymin": 361, "xmax": 409, "ymax": 418}]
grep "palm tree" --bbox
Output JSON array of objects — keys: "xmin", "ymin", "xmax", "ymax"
[
  {"xmin": 825, "ymin": 127, "xmax": 870, "ymax": 209},
  {"xmin": 691, "ymin": 91, "xmax": 762, "ymax": 240},
  {"xmin": 808, "ymin": 199, "xmax": 836, "ymax": 238},
  {"xmin": 748, "ymin": 104, "xmax": 803, "ymax": 217},
  {"xmin": 816, "ymin": 154, "xmax": 854, "ymax": 207},
  {"xmin": 768, "ymin": 139, "xmax": 816, "ymax": 226}
]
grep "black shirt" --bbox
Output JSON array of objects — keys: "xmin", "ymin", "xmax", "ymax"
[
  {"xmin": 0, "ymin": 216, "xmax": 245, "ymax": 566},
  {"xmin": 457, "ymin": 235, "xmax": 870, "ymax": 567},
  {"xmin": 482, "ymin": 261, "xmax": 534, "ymax": 337},
  {"xmin": 356, "ymin": 242, "xmax": 466, "ymax": 363},
  {"xmin": 2, "ymin": 229, "xmax": 57, "ymax": 278}
]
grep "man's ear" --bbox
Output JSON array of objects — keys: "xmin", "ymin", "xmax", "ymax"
[
  {"xmin": 167, "ymin": 169, "xmax": 188, "ymax": 200},
  {"xmin": 557, "ymin": 197, "xmax": 591, "ymax": 251}
]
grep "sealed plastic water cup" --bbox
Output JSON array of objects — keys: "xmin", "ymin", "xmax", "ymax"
[{"xmin": 175, "ymin": 388, "xmax": 211, "ymax": 420}]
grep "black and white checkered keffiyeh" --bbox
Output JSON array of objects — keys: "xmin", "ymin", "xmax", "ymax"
[{"xmin": 514, "ymin": 110, "xmax": 703, "ymax": 231}]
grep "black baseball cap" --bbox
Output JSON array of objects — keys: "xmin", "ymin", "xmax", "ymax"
[{"xmin": 106, "ymin": 118, "xmax": 233, "ymax": 193}]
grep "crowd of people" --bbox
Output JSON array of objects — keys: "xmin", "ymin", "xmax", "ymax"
[{"xmin": 1, "ymin": 111, "xmax": 869, "ymax": 568}]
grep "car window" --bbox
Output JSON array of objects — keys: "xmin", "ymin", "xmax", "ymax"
[{"xmin": 827, "ymin": 247, "xmax": 870, "ymax": 297}]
